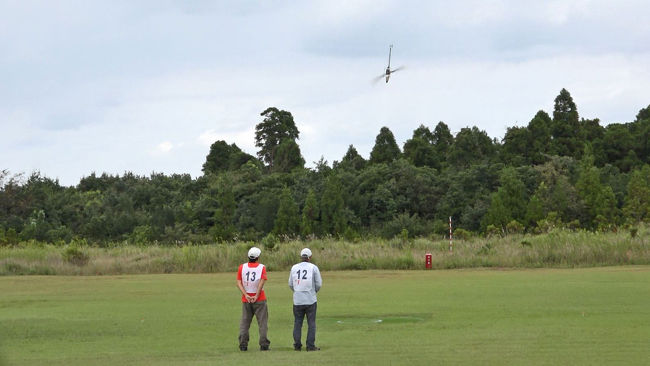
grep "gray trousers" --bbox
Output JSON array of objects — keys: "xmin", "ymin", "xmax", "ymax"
[
  {"xmin": 293, "ymin": 302, "xmax": 317, "ymax": 348},
  {"xmin": 238, "ymin": 300, "xmax": 270, "ymax": 347}
]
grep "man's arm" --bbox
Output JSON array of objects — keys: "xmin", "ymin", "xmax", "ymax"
[
  {"xmin": 251, "ymin": 278, "xmax": 266, "ymax": 302},
  {"xmin": 288, "ymin": 271, "xmax": 294, "ymax": 291},
  {"xmin": 313, "ymin": 266, "xmax": 322, "ymax": 292},
  {"xmin": 236, "ymin": 280, "xmax": 253, "ymax": 302},
  {"xmin": 236, "ymin": 265, "xmax": 252, "ymax": 302}
]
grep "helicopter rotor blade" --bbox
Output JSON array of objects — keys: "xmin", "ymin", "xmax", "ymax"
[
  {"xmin": 372, "ymin": 74, "xmax": 385, "ymax": 84},
  {"xmin": 390, "ymin": 66, "xmax": 405, "ymax": 73}
]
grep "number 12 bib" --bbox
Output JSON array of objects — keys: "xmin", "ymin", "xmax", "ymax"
[{"xmin": 292, "ymin": 263, "xmax": 313, "ymax": 291}]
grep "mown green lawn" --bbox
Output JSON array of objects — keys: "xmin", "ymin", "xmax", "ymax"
[{"xmin": 1, "ymin": 267, "xmax": 649, "ymax": 365}]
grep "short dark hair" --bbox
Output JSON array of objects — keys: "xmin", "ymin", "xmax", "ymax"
[{"xmin": 248, "ymin": 257, "xmax": 258, "ymax": 263}]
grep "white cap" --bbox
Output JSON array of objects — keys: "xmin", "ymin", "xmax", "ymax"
[
  {"xmin": 248, "ymin": 247, "xmax": 261, "ymax": 259},
  {"xmin": 300, "ymin": 248, "xmax": 312, "ymax": 258}
]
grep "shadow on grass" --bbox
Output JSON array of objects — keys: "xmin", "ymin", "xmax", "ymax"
[{"xmin": 321, "ymin": 313, "xmax": 430, "ymax": 326}]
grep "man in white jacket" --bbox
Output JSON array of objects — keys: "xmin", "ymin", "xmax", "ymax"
[{"xmin": 289, "ymin": 248, "xmax": 322, "ymax": 351}]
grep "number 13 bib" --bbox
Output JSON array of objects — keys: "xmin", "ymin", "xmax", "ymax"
[{"xmin": 242, "ymin": 263, "xmax": 264, "ymax": 293}]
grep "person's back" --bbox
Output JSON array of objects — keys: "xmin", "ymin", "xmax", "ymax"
[
  {"xmin": 288, "ymin": 248, "xmax": 322, "ymax": 351},
  {"xmin": 290, "ymin": 261, "xmax": 321, "ymax": 305},
  {"xmin": 236, "ymin": 247, "xmax": 270, "ymax": 351}
]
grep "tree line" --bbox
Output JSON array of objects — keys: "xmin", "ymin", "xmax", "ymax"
[{"xmin": 1, "ymin": 91, "xmax": 650, "ymax": 245}]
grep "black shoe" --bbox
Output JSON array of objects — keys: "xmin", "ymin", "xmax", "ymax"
[
  {"xmin": 306, "ymin": 346, "xmax": 320, "ymax": 351},
  {"xmin": 260, "ymin": 345, "xmax": 269, "ymax": 351},
  {"xmin": 239, "ymin": 345, "xmax": 247, "ymax": 351},
  {"xmin": 294, "ymin": 346, "xmax": 302, "ymax": 351}
]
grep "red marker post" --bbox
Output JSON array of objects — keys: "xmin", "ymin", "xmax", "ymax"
[{"xmin": 425, "ymin": 253, "xmax": 432, "ymax": 269}]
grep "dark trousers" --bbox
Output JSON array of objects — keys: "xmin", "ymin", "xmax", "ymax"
[
  {"xmin": 238, "ymin": 300, "xmax": 270, "ymax": 348},
  {"xmin": 293, "ymin": 302, "xmax": 317, "ymax": 349}
]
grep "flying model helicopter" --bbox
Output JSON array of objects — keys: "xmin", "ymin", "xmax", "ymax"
[{"xmin": 374, "ymin": 44, "xmax": 404, "ymax": 83}]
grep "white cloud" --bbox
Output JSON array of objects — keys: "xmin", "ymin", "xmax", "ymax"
[
  {"xmin": 198, "ymin": 128, "xmax": 256, "ymax": 153},
  {"xmin": 311, "ymin": 0, "xmax": 393, "ymax": 25},
  {"xmin": 151, "ymin": 141, "xmax": 174, "ymax": 155},
  {"xmin": 197, "ymin": 130, "xmax": 219, "ymax": 146},
  {"xmin": 543, "ymin": 0, "xmax": 592, "ymax": 25}
]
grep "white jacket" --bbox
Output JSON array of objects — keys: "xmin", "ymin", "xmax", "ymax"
[{"xmin": 288, "ymin": 261, "xmax": 322, "ymax": 305}]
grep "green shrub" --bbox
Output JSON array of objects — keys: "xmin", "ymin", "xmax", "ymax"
[
  {"xmin": 21, "ymin": 239, "xmax": 45, "ymax": 248},
  {"xmin": 567, "ymin": 220, "xmax": 581, "ymax": 231},
  {"xmin": 477, "ymin": 243, "xmax": 493, "ymax": 255},
  {"xmin": 342, "ymin": 227, "xmax": 360, "ymax": 243},
  {"xmin": 453, "ymin": 228, "xmax": 472, "ymax": 240},
  {"xmin": 432, "ymin": 219, "xmax": 449, "ymax": 238},
  {"xmin": 129, "ymin": 225, "xmax": 153, "ymax": 246},
  {"xmin": 399, "ymin": 228, "xmax": 410, "ymax": 241},
  {"xmin": 537, "ymin": 212, "xmax": 562, "ymax": 233},
  {"xmin": 389, "ymin": 232, "xmax": 410, "ymax": 249},
  {"xmin": 5, "ymin": 228, "xmax": 18, "ymax": 245},
  {"xmin": 485, "ymin": 225, "xmax": 501, "ymax": 237},
  {"xmin": 261, "ymin": 233, "xmax": 278, "ymax": 250},
  {"xmin": 506, "ymin": 220, "xmax": 524, "ymax": 235},
  {"xmin": 0, "ymin": 227, "xmax": 6, "ymax": 246},
  {"xmin": 70, "ymin": 238, "xmax": 89, "ymax": 247},
  {"xmin": 3, "ymin": 261, "xmax": 25, "ymax": 274},
  {"xmin": 46, "ymin": 225, "xmax": 74, "ymax": 242},
  {"xmin": 382, "ymin": 213, "xmax": 425, "ymax": 239},
  {"xmin": 62, "ymin": 245, "xmax": 89, "ymax": 266},
  {"xmin": 394, "ymin": 254, "xmax": 415, "ymax": 269}
]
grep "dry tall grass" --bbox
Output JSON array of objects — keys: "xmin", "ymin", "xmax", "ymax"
[{"xmin": 1, "ymin": 225, "xmax": 648, "ymax": 275}]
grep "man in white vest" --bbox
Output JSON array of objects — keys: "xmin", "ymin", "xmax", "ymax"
[
  {"xmin": 289, "ymin": 248, "xmax": 322, "ymax": 351},
  {"xmin": 236, "ymin": 246, "xmax": 270, "ymax": 351}
]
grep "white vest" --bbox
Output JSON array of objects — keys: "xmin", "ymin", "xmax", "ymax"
[
  {"xmin": 291, "ymin": 262, "xmax": 315, "ymax": 292},
  {"xmin": 241, "ymin": 263, "xmax": 264, "ymax": 293}
]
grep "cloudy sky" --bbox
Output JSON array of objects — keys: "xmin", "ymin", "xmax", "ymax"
[{"xmin": 2, "ymin": 0, "xmax": 649, "ymax": 186}]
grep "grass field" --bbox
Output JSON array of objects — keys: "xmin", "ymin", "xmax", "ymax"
[{"xmin": 1, "ymin": 267, "xmax": 649, "ymax": 365}]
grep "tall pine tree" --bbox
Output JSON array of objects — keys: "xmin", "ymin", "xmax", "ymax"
[
  {"xmin": 369, "ymin": 127, "xmax": 401, "ymax": 164},
  {"xmin": 273, "ymin": 187, "xmax": 300, "ymax": 236},
  {"xmin": 210, "ymin": 175, "xmax": 236, "ymax": 241},
  {"xmin": 301, "ymin": 189, "xmax": 319, "ymax": 236},
  {"xmin": 576, "ymin": 145, "xmax": 618, "ymax": 229},
  {"xmin": 623, "ymin": 165, "xmax": 650, "ymax": 222},
  {"xmin": 321, "ymin": 176, "xmax": 347, "ymax": 235},
  {"xmin": 551, "ymin": 89, "xmax": 581, "ymax": 158}
]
